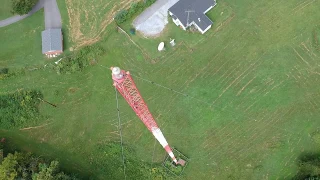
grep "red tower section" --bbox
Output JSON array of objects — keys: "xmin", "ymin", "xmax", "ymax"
[{"xmin": 111, "ymin": 67, "xmax": 178, "ymax": 163}]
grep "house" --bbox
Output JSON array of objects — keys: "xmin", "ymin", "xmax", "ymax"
[
  {"xmin": 168, "ymin": 0, "xmax": 216, "ymax": 34},
  {"xmin": 41, "ymin": 29, "xmax": 63, "ymax": 56}
]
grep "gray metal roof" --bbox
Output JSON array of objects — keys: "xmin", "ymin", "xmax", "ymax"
[
  {"xmin": 41, "ymin": 29, "xmax": 63, "ymax": 54},
  {"xmin": 169, "ymin": 0, "xmax": 216, "ymax": 31}
]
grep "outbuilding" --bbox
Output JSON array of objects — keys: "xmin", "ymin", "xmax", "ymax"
[{"xmin": 41, "ymin": 28, "xmax": 63, "ymax": 56}]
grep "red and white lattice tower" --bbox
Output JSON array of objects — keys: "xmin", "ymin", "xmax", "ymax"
[{"xmin": 111, "ymin": 67, "xmax": 178, "ymax": 164}]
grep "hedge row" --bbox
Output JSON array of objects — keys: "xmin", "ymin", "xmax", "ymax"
[
  {"xmin": 114, "ymin": 0, "xmax": 156, "ymax": 24},
  {"xmin": 54, "ymin": 44, "xmax": 105, "ymax": 74}
]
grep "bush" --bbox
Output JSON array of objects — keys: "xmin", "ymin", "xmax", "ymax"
[
  {"xmin": 54, "ymin": 44, "xmax": 105, "ymax": 74},
  {"xmin": 114, "ymin": 9, "xmax": 128, "ymax": 24},
  {"xmin": 293, "ymin": 153, "xmax": 320, "ymax": 180},
  {"xmin": 129, "ymin": 28, "xmax": 136, "ymax": 35},
  {"xmin": 0, "ymin": 90, "xmax": 43, "ymax": 129},
  {"xmin": 94, "ymin": 142, "xmax": 167, "ymax": 179},
  {"xmin": 114, "ymin": 0, "xmax": 156, "ymax": 24},
  {"xmin": 11, "ymin": 0, "xmax": 38, "ymax": 15},
  {"xmin": 0, "ymin": 152, "xmax": 78, "ymax": 180},
  {"xmin": 0, "ymin": 68, "xmax": 9, "ymax": 75},
  {"xmin": 144, "ymin": 0, "xmax": 156, "ymax": 6}
]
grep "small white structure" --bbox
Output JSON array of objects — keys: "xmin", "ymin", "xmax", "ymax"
[
  {"xmin": 170, "ymin": 39, "xmax": 176, "ymax": 46},
  {"xmin": 158, "ymin": 42, "xmax": 165, "ymax": 51}
]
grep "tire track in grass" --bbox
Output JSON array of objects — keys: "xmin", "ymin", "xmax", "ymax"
[
  {"xmin": 218, "ymin": 57, "xmax": 261, "ymax": 93},
  {"xmin": 211, "ymin": 52, "xmax": 266, "ymax": 105},
  {"xmin": 234, "ymin": 108, "xmax": 299, "ymax": 162},
  {"xmin": 208, "ymin": 109, "xmax": 282, "ymax": 161}
]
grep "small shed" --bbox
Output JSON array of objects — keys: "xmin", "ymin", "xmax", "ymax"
[{"xmin": 41, "ymin": 28, "xmax": 63, "ymax": 56}]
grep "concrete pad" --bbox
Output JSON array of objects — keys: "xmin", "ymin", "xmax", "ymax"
[{"xmin": 133, "ymin": 0, "xmax": 179, "ymax": 37}]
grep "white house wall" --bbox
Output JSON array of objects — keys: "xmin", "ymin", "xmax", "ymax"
[
  {"xmin": 201, "ymin": 24, "xmax": 212, "ymax": 34},
  {"xmin": 204, "ymin": 1, "xmax": 217, "ymax": 14}
]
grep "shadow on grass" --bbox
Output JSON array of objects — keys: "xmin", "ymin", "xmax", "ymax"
[
  {"xmin": 0, "ymin": 130, "xmax": 95, "ymax": 179},
  {"xmin": 292, "ymin": 152, "xmax": 320, "ymax": 180}
]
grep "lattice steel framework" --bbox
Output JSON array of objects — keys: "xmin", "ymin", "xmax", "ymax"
[{"xmin": 111, "ymin": 67, "xmax": 178, "ymax": 163}]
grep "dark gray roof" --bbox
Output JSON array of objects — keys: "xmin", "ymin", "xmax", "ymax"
[
  {"xmin": 41, "ymin": 29, "xmax": 63, "ymax": 54},
  {"xmin": 169, "ymin": 0, "xmax": 216, "ymax": 31}
]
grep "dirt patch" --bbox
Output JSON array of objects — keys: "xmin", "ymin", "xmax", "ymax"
[
  {"xmin": 68, "ymin": 87, "xmax": 79, "ymax": 93},
  {"xmin": 65, "ymin": 0, "xmax": 135, "ymax": 49}
]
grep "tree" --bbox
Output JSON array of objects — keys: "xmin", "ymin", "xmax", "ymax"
[
  {"xmin": 0, "ymin": 152, "xmax": 77, "ymax": 180},
  {"xmin": 33, "ymin": 161, "xmax": 75, "ymax": 180},
  {"xmin": 11, "ymin": 0, "xmax": 38, "ymax": 15},
  {"xmin": 293, "ymin": 153, "xmax": 320, "ymax": 180},
  {"xmin": 0, "ymin": 153, "xmax": 20, "ymax": 180}
]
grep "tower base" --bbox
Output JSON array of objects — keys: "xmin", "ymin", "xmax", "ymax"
[{"xmin": 162, "ymin": 148, "xmax": 189, "ymax": 176}]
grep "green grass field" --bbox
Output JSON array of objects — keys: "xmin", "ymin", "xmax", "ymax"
[
  {"xmin": 0, "ymin": 9, "xmax": 45, "ymax": 70},
  {"xmin": 0, "ymin": 0, "xmax": 12, "ymax": 20},
  {"xmin": 1, "ymin": 0, "xmax": 320, "ymax": 179}
]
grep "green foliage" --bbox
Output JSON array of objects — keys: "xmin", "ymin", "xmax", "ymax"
[
  {"xmin": 0, "ymin": 152, "xmax": 19, "ymax": 180},
  {"xmin": 0, "ymin": 68, "xmax": 26, "ymax": 80},
  {"xmin": 11, "ymin": 0, "xmax": 38, "ymax": 15},
  {"xmin": 0, "ymin": 90, "xmax": 43, "ymax": 129},
  {"xmin": 129, "ymin": 28, "xmax": 136, "ymax": 35},
  {"xmin": 114, "ymin": 0, "xmax": 156, "ymax": 24},
  {"xmin": 33, "ymin": 161, "xmax": 77, "ymax": 180},
  {"xmin": 54, "ymin": 45, "xmax": 105, "ymax": 74},
  {"xmin": 144, "ymin": 0, "xmax": 156, "ymax": 6},
  {"xmin": 94, "ymin": 143, "xmax": 166, "ymax": 179},
  {"xmin": 0, "ymin": 68, "xmax": 9, "ymax": 75},
  {"xmin": 114, "ymin": 9, "xmax": 128, "ymax": 24},
  {"xmin": 0, "ymin": 152, "xmax": 77, "ymax": 180},
  {"xmin": 293, "ymin": 153, "xmax": 320, "ymax": 180}
]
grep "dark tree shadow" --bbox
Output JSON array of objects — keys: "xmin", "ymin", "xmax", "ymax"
[{"xmin": 292, "ymin": 152, "xmax": 320, "ymax": 180}]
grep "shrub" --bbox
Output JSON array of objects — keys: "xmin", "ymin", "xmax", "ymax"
[
  {"xmin": 54, "ymin": 44, "xmax": 105, "ymax": 74},
  {"xmin": 11, "ymin": 0, "xmax": 38, "ymax": 15},
  {"xmin": 129, "ymin": 28, "xmax": 136, "ymax": 35},
  {"xmin": 114, "ymin": 9, "xmax": 128, "ymax": 24},
  {"xmin": 0, "ymin": 90, "xmax": 43, "ymax": 129},
  {"xmin": 144, "ymin": 0, "xmax": 156, "ymax": 6},
  {"xmin": 114, "ymin": 0, "xmax": 156, "ymax": 24},
  {"xmin": 0, "ymin": 152, "xmax": 78, "ymax": 180},
  {"xmin": 0, "ymin": 68, "xmax": 9, "ymax": 75}
]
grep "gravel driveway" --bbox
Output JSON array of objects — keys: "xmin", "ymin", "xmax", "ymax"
[
  {"xmin": 44, "ymin": 0, "xmax": 61, "ymax": 29},
  {"xmin": 0, "ymin": 0, "xmax": 44, "ymax": 28},
  {"xmin": 133, "ymin": 0, "xmax": 179, "ymax": 37}
]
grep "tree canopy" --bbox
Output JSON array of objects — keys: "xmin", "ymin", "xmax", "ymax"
[
  {"xmin": 11, "ymin": 0, "xmax": 38, "ymax": 15},
  {"xmin": 0, "ymin": 152, "xmax": 77, "ymax": 180}
]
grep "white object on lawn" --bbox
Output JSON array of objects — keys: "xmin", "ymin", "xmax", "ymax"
[{"xmin": 158, "ymin": 42, "xmax": 165, "ymax": 51}]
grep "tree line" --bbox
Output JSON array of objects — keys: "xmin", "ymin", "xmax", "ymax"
[{"xmin": 0, "ymin": 145, "xmax": 77, "ymax": 180}]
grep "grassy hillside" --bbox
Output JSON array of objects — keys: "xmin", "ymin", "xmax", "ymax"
[{"xmin": 1, "ymin": 0, "xmax": 320, "ymax": 179}]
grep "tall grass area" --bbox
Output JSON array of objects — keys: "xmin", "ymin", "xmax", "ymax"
[{"xmin": 1, "ymin": 0, "xmax": 320, "ymax": 179}]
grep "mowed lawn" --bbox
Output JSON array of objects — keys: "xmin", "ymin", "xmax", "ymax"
[
  {"xmin": 0, "ymin": 0, "xmax": 12, "ymax": 20},
  {"xmin": 0, "ymin": 10, "xmax": 45, "ymax": 69},
  {"xmin": 1, "ymin": 0, "xmax": 320, "ymax": 179}
]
